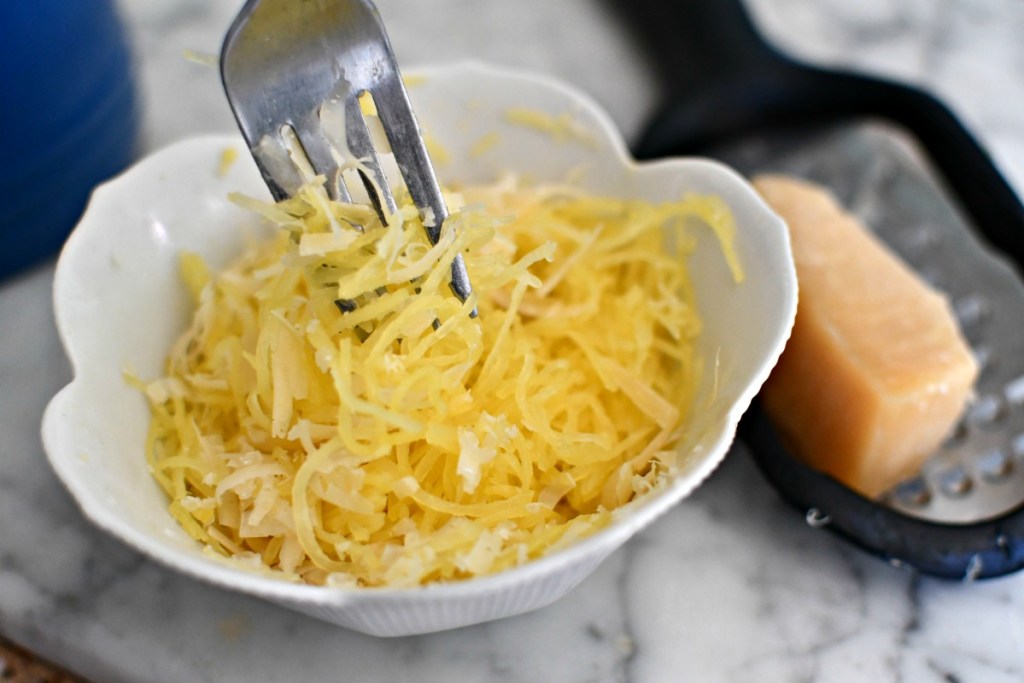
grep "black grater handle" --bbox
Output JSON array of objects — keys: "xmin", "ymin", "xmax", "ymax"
[
  {"xmin": 624, "ymin": 0, "xmax": 1024, "ymax": 259},
  {"xmin": 616, "ymin": 0, "xmax": 1024, "ymax": 579},
  {"xmin": 741, "ymin": 407, "xmax": 1024, "ymax": 580}
]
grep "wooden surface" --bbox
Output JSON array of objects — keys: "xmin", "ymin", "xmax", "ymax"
[{"xmin": 0, "ymin": 637, "xmax": 82, "ymax": 683}]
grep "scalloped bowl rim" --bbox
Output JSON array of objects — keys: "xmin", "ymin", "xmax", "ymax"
[{"xmin": 43, "ymin": 62, "xmax": 796, "ymax": 621}]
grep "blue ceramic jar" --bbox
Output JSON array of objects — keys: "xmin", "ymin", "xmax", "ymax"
[{"xmin": 0, "ymin": 0, "xmax": 139, "ymax": 279}]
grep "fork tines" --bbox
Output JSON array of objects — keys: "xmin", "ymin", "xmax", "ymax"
[{"xmin": 221, "ymin": 0, "xmax": 474, "ymax": 309}]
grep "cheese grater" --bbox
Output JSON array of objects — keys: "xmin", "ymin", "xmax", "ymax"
[{"xmin": 616, "ymin": 0, "xmax": 1024, "ymax": 579}]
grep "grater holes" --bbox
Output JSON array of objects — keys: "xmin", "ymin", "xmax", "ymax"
[
  {"xmin": 977, "ymin": 449, "xmax": 1013, "ymax": 483},
  {"xmin": 1004, "ymin": 374, "xmax": 1024, "ymax": 406},
  {"xmin": 954, "ymin": 293, "xmax": 990, "ymax": 329},
  {"xmin": 897, "ymin": 222, "xmax": 941, "ymax": 255},
  {"xmin": 966, "ymin": 394, "xmax": 1007, "ymax": 430},
  {"xmin": 973, "ymin": 345, "xmax": 994, "ymax": 377},
  {"xmin": 1011, "ymin": 433, "xmax": 1024, "ymax": 460},
  {"xmin": 918, "ymin": 264, "xmax": 944, "ymax": 288},
  {"xmin": 892, "ymin": 477, "xmax": 931, "ymax": 507},
  {"xmin": 937, "ymin": 465, "xmax": 973, "ymax": 497}
]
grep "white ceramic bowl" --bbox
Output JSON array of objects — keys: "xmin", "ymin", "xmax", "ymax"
[{"xmin": 43, "ymin": 62, "xmax": 796, "ymax": 636}]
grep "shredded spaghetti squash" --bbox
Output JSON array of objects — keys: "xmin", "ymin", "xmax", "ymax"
[{"xmin": 138, "ymin": 175, "xmax": 740, "ymax": 587}]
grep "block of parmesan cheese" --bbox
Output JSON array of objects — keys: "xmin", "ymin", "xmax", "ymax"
[{"xmin": 754, "ymin": 175, "xmax": 978, "ymax": 498}]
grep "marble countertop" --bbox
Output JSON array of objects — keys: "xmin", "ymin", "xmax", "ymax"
[{"xmin": 3, "ymin": 1, "xmax": 1024, "ymax": 681}]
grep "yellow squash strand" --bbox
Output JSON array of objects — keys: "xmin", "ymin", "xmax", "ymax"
[{"xmin": 140, "ymin": 178, "xmax": 740, "ymax": 587}]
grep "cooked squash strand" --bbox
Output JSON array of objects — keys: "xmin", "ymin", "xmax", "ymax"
[{"xmin": 141, "ymin": 179, "xmax": 740, "ymax": 586}]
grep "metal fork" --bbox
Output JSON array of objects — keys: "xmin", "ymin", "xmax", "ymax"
[{"xmin": 220, "ymin": 0, "xmax": 473, "ymax": 307}]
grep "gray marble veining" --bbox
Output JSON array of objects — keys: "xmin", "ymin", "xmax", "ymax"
[{"xmin": 2, "ymin": 1, "xmax": 1024, "ymax": 681}]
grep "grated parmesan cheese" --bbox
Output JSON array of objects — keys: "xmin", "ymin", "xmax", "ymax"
[
  {"xmin": 140, "ymin": 176, "xmax": 740, "ymax": 587},
  {"xmin": 504, "ymin": 107, "xmax": 596, "ymax": 146}
]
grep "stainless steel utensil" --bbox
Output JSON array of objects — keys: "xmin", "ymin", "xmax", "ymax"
[{"xmin": 220, "ymin": 0, "xmax": 473, "ymax": 306}]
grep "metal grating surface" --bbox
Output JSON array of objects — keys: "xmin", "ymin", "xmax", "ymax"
[{"xmin": 714, "ymin": 120, "xmax": 1024, "ymax": 523}]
